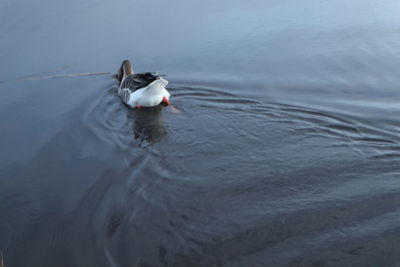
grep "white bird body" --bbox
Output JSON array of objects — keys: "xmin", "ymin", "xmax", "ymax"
[
  {"xmin": 116, "ymin": 60, "xmax": 171, "ymax": 108},
  {"xmin": 126, "ymin": 78, "xmax": 170, "ymax": 107}
]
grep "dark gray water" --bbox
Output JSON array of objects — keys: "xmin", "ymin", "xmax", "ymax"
[{"xmin": 1, "ymin": 0, "xmax": 400, "ymax": 266}]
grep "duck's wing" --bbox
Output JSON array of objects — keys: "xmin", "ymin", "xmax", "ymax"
[{"xmin": 120, "ymin": 72, "xmax": 162, "ymax": 92}]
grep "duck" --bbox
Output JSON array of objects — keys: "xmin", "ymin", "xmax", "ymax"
[{"xmin": 116, "ymin": 59, "xmax": 170, "ymax": 108}]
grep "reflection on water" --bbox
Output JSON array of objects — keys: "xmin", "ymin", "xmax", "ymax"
[
  {"xmin": 1, "ymin": 0, "xmax": 400, "ymax": 266},
  {"xmin": 132, "ymin": 106, "xmax": 168, "ymax": 144}
]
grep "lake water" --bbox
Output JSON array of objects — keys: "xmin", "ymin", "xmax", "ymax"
[{"xmin": 1, "ymin": 0, "xmax": 400, "ymax": 266}]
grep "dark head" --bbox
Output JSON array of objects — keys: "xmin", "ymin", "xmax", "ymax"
[{"xmin": 116, "ymin": 59, "xmax": 134, "ymax": 84}]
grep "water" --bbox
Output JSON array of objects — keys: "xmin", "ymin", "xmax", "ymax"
[{"xmin": 1, "ymin": 0, "xmax": 400, "ymax": 266}]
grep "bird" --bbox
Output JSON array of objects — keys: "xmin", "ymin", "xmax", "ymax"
[{"xmin": 116, "ymin": 60, "xmax": 170, "ymax": 108}]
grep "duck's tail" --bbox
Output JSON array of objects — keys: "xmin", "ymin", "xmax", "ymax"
[
  {"xmin": 145, "ymin": 77, "xmax": 169, "ymax": 94},
  {"xmin": 145, "ymin": 77, "xmax": 168, "ymax": 95},
  {"xmin": 116, "ymin": 59, "xmax": 134, "ymax": 85}
]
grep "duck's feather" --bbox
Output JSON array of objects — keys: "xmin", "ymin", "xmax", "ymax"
[
  {"xmin": 120, "ymin": 72, "xmax": 162, "ymax": 92},
  {"xmin": 118, "ymin": 72, "xmax": 169, "ymax": 107},
  {"xmin": 118, "ymin": 87, "xmax": 132, "ymax": 104}
]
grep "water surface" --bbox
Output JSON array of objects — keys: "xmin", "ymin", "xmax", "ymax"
[{"xmin": 1, "ymin": 0, "xmax": 400, "ymax": 266}]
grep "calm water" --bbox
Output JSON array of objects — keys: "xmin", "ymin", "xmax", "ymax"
[{"xmin": 1, "ymin": 0, "xmax": 400, "ymax": 266}]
